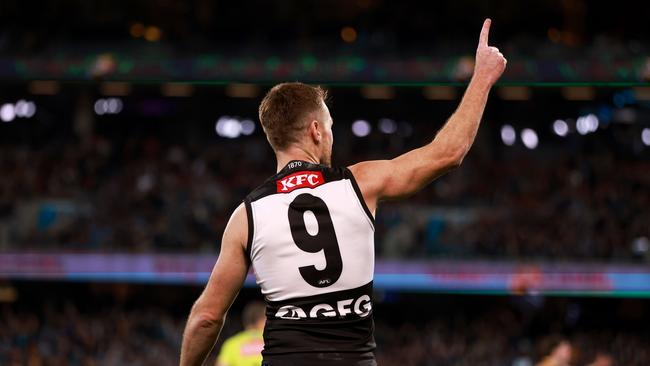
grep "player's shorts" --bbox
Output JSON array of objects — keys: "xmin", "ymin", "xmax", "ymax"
[{"xmin": 261, "ymin": 351, "xmax": 376, "ymax": 366}]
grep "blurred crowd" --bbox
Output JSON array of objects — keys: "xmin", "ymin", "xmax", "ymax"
[
  {"xmin": 0, "ymin": 132, "xmax": 648, "ymax": 262},
  {"xmin": 1, "ymin": 303, "xmax": 183, "ymax": 366},
  {"xmin": 379, "ymin": 150, "xmax": 650, "ymax": 261},
  {"xmin": 1, "ymin": 290, "xmax": 648, "ymax": 366},
  {"xmin": 0, "ymin": 137, "xmax": 268, "ymax": 253},
  {"xmin": 374, "ymin": 312, "xmax": 648, "ymax": 366}
]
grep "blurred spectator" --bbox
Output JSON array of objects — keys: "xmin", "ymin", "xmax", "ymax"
[
  {"xmin": 586, "ymin": 353, "xmax": 614, "ymax": 366},
  {"xmin": 215, "ymin": 301, "xmax": 265, "ymax": 366},
  {"xmin": 535, "ymin": 337, "xmax": 573, "ymax": 366}
]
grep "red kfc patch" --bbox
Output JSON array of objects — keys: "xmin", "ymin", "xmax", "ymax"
[{"xmin": 277, "ymin": 171, "xmax": 325, "ymax": 193}]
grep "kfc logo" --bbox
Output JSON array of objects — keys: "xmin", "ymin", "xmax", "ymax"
[{"xmin": 277, "ymin": 171, "xmax": 324, "ymax": 193}]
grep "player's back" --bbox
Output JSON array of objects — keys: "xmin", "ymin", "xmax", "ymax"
[{"xmin": 244, "ymin": 160, "xmax": 376, "ymax": 365}]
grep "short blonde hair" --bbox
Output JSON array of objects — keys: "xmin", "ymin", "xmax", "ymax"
[{"xmin": 258, "ymin": 82, "xmax": 328, "ymax": 151}]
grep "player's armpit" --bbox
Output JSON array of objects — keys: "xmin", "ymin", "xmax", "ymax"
[
  {"xmin": 348, "ymin": 144, "xmax": 462, "ymax": 212},
  {"xmin": 180, "ymin": 203, "xmax": 249, "ymax": 366}
]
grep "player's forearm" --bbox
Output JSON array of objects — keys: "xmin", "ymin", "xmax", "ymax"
[
  {"xmin": 427, "ymin": 19, "xmax": 505, "ymax": 166},
  {"xmin": 369, "ymin": 76, "xmax": 494, "ymax": 200},
  {"xmin": 180, "ymin": 311, "xmax": 224, "ymax": 366},
  {"xmin": 428, "ymin": 77, "xmax": 492, "ymax": 164}
]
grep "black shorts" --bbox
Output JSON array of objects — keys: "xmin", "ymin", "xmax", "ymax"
[{"xmin": 262, "ymin": 351, "xmax": 376, "ymax": 366}]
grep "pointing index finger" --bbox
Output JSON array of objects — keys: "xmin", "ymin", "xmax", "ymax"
[{"xmin": 479, "ymin": 18, "xmax": 491, "ymax": 47}]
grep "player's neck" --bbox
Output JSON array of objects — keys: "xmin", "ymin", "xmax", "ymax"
[{"xmin": 275, "ymin": 146, "xmax": 320, "ymax": 172}]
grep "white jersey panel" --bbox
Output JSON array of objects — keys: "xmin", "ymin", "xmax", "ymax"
[{"xmin": 249, "ymin": 178, "xmax": 374, "ymax": 302}]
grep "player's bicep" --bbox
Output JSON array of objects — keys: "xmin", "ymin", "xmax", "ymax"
[
  {"xmin": 387, "ymin": 145, "xmax": 460, "ymax": 196},
  {"xmin": 348, "ymin": 158, "xmax": 418, "ymax": 203},
  {"xmin": 349, "ymin": 145, "xmax": 460, "ymax": 204},
  {"xmin": 193, "ymin": 203, "xmax": 249, "ymax": 321}
]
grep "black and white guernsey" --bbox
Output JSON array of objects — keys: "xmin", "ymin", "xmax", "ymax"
[{"xmin": 244, "ymin": 160, "xmax": 376, "ymax": 358}]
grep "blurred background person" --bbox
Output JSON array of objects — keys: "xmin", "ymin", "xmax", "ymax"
[
  {"xmin": 216, "ymin": 302, "xmax": 265, "ymax": 366},
  {"xmin": 586, "ymin": 353, "xmax": 614, "ymax": 366},
  {"xmin": 536, "ymin": 337, "xmax": 573, "ymax": 366}
]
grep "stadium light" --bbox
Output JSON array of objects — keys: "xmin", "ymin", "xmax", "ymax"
[
  {"xmin": 14, "ymin": 100, "xmax": 28, "ymax": 117},
  {"xmin": 521, "ymin": 128, "xmax": 539, "ymax": 149},
  {"xmin": 130, "ymin": 22, "xmax": 145, "ymax": 38},
  {"xmin": 351, "ymin": 120, "xmax": 371, "ymax": 137},
  {"xmin": 94, "ymin": 98, "xmax": 123, "ymax": 115},
  {"xmin": 642, "ymin": 128, "xmax": 650, "ymax": 146},
  {"xmin": 144, "ymin": 26, "xmax": 162, "ymax": 42},
  {"xmin": 552, "ymin": 119, "xmax": 569, "ymax": 137},
  {"xmin": 500, "ymin": 124, "xmax": 516, "ymax": 146},
  {"xmin": 576, "ymin": 114, "xmax": 598, "ymax": 135},
  {"xmin": 24, "ymin": 102, "xmax": 36, "ymax": 118},
  {"xmin": 340, "ymin": 26, "xmax": 358, "ymax": 43},
  {"xmin": 13, "ymin": 100, "xmax": 36, "ymax": 118},
  {"xmin": 0, "ymin": 103, "xmax": 16, "ymax": 122},
  {"xmin": 576, "ymin": 117, "xmax": 588, "ymax": 135},
  {"xmin": 94, "ymin": 99, "xmax": 107, "ymax": 115},
  {"xmin": 215, "ymin": 116, "xmax": 242, "ymax": 139},
  {"xmin": 585, "ymin": 114, "xmax": 599, "ymax": 132},
  {"xmin": 106, "ymin": 98, "xmax": 123, "ymax": 114},
  {"xmin": 240, "ymin": 119, "xmax": 256, "ymax": 135},
  {"xmin": 378, "ymin": 118, "xmax": 397, "ymax": 134}
]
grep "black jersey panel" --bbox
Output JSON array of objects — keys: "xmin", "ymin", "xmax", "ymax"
[{"xmin": 262, "ymin": 281, "xmax": 376, "ymax": 355}]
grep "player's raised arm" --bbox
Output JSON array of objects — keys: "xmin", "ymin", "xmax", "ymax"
[
  {"xmin": 348, "ymin": 19, "xmax": 506, "ymax": 213},
  {"xmin": 180, "ymin": 204, "xmax": 250, "ymax": 366}
]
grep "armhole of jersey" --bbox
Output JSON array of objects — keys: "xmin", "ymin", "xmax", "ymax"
[
  {"xmin": 243, "ymin": 198, "xmax": 254, "ymax": 264},
  {"xmin": 343, "ymin": 167, "xmax": 376, "ymax": 228}
]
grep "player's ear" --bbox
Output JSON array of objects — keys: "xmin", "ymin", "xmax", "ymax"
[{"xmin": 309, "ymin": 119, "xmax": 322, "ymax": 144}]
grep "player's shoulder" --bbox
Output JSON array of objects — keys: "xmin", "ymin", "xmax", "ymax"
[
  {"xmin": 347, "ymin": 160, "xmax": 392, "ymax": 180},
  {"xmin": 220, "ymin": 202, "xmax": 248, "ymax": 254}
]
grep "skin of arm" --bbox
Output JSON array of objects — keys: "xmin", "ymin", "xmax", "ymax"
[
  {"xmin": 180, "ymin": 203, "xmax": 249, "ymax": 366},
  {"xmin": 349, "ymin": 19, "xmax": 507, "ymax": 213}
]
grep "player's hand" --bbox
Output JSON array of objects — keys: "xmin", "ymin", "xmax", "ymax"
[{"xmin": 474, "ymin": 19, "xmax": 507, "ymax": 86}]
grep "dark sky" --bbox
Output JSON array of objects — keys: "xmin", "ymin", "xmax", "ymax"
[{"xmin": 1, "ymin": 0, "xmax": 648, "ymax": 50}]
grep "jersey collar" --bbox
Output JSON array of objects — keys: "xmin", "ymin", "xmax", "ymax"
[{"xmin": 279, "ymin": 160, "xmax": 321, "ymax": 174}]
